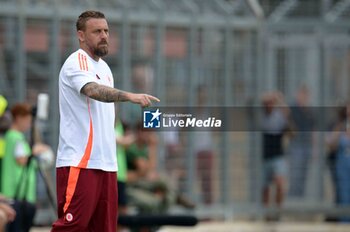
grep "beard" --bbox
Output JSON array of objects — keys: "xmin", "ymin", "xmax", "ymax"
[
  {"xmin": 94, "ymin": 42, "xmax": 109, "ymax": 57},
  {"xmin": 86, "ymin": 39, "xmax": 109, "ymax": 58}
]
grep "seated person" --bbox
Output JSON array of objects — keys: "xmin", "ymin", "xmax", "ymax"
[{"xmin": 126, "ymin": 123, "xmax": 194, "ymax": 213}]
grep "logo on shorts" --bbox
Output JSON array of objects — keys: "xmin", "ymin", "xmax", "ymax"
[
  {"xmin": 66, "ymin": 213, "xmax": 73, "ymax": 222},
  {"xmin": 143, "ymin": 109, "xmax": 162, "ymax": 128}
]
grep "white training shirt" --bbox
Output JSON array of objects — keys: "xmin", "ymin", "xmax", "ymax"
[{"xmin": 57, "ymin": 49, "xmax": 117, "ymax": 172}]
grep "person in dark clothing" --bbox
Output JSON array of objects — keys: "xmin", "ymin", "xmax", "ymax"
[
  {"xmin": 261, "ymin": 92, "xmax": 290, "ymax": 209},
  {"xmin": 326, "ymin": 104, "xmax": 350, "ymax": 222}
]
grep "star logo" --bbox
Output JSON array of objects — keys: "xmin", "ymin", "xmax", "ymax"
[
  {"xmin": 143, "ymin": 109, "xmax": 162, "ymax": 128},
  {"xmin": 150, "ymin": 109, "xmax": 162, "ymax": 122}
]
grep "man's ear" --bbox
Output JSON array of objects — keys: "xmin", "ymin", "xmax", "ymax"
[{"xmin": 77, "ymin": 30, "xmax": 85, "ymax": 42}]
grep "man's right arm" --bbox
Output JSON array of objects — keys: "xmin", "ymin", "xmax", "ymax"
[{"xmin": 81, "ymin": 82, "xmax": 160, "ymax": 107}]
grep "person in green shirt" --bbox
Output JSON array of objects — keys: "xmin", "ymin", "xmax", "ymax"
[
  {"xmin": 1, "ymin": 103, "xmax": 49, "ymax": 232},
  {"xmin": 125, "ymin": 124, "xmax": 167, "ymax": 213},
  {"xmin": 126, "ymin": 123, "xmax": 195, "ymax": 213},
  {"xmin": 115, "ymin": 119, "xmax": 135, "ymax": 216}
]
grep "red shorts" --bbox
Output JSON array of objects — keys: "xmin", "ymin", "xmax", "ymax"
[{"xmin": 51, "ymin": 167, "xmax": 118, "ymax": 232}]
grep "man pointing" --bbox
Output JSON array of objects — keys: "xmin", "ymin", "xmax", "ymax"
[{"xmin": 52, "ymin": 10, "xmax": 159, "ymax": 232}]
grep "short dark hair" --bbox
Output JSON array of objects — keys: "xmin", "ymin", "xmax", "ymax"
[{"xmin": 76, "ymin": 10, "xmax": 106, "ymax": 31}]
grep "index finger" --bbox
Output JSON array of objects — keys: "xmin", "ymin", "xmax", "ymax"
[{"xmin": 147, "ymin": 95, "xmax": 160, "ymax": 102}]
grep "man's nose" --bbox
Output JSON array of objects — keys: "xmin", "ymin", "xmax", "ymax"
[{"xmin": 101, "ymin": 31, "xmax": 108, "ymax": 39}]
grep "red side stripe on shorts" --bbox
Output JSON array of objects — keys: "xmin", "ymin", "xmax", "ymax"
[{"xmin": 63, "ymin": 98, "xmax": 93, "ymax": 213}]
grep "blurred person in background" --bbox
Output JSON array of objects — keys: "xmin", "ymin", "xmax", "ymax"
[
  {"xmin": 52, "ymin": 10, "xmax": 159, "ymax": 232},
  {"xmin": 193, "ymin": 85, "xmax": 215, "ymax": 204},
  {"xmin": 288, "ymin": 86, "xmax": 314, "ymax": 198},
  {"xmin": 124, "ymin": 61, "xmax": 155, "ymax": 127},
  {"xmin": 0, "ymin": 96, "xmax": 7, "ymax": 118},
  {"xmin": 1, "ymin": 103, "xmax": 50, "ymax": 232},
  {"xmin": 126, "ymin": 123, "xmax": 194, "ymax": 213},
  {"xmin": 0, "ymin": 95, "xmax": 10, "ymax": 192},
  {"xmin": 126, "ymin": 123, "xmax": 170, "ymax": 213},
  {"xmin": 115, "ymin": 118, "xmax": 134, "ymax": 232},
  {"xmin": 326, "ymin": 105, "xmax": 348, "ymax": 208},
  {"xmin": 326, "ymin": 102, "xmax": 350, "ymax": 222},
  {"xmin": 0, "ymin": 96, "xmax": 16, "ymax": 232},
  {"xmin": 163, "ymin": 130, "xmax": 187, "ymax": 193},
  {"xmin": 0, "ymin": 95, "xmax": 9, "ymax": 135},
  {"xmin": 261, "ymin": 91, "xmax": 290, "ymax": 212}
]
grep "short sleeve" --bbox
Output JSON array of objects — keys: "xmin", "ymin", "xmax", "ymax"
[
  {"xmin": 64, "ymin": 53, "xmax": 97, "ymax": 93},
  {"xmin": 14, "ymin": 141, "xmax": 30, "ymax": 158}
]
